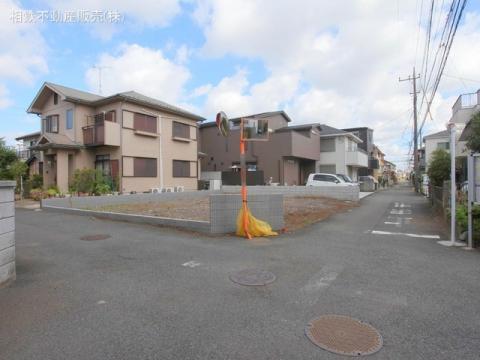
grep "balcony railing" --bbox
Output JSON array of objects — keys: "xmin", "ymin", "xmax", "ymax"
[
  {"xmin": 452, "ymin": 91, "xmax": 480, "ymax": 115},
  {"xmin": 17, "ymin": 149, "xmax": 33, "ymax": 160},
  {"xmin": 346, "ymin": 150, "xmax": 368, "ymax": 167},
  {"xmin": 82, "ymin": 120, "xmax": 120, "ymax": 146}
]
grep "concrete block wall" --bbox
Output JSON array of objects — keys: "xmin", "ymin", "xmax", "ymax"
[
  {"xmin": 210, "ymin": 194, "xmax": 284, "ymax": 234},
  {"xmin": 42, "ymin": 190, "xmax": 215, "ymax": 209},
  {"xmin": 221, "ymin": 185, "xmax": 359, "ymax": 201},
  {"xmin": 0, "ymin": 181, "xmax": 16, "ymax": 287}
]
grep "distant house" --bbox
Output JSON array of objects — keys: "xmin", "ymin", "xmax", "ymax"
[
  {"xmin": 199, "ymin": 111, "xmax": 321, "ymax": 185},
  {"xmin": 371, "ymin": 145, "xmax": 386, "ymax": 180},
  {"xmin": 317, "ymin": 125, "xmax": 368, "ymax": 181},
  {"xmin": 22, "ymin": 82, "xmax": 204, "ymax": 193},
  {"xmin": 423, "ymin": 130, "xmax": 450, "ymax": 170},
  {"xmin": 15, "ymin": 131, "xmax": 42, "ymax": 177},
  {"xmin": 341, "ymin": 127, "xmax": 377, "ymax": 177}
]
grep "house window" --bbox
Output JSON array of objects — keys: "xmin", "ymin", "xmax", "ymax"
[
  {"xmin": 437, "ymin": 142, "xmax": 450, "ymax": 150},
  {"xmin": 95, "ymin": 110, "xmax": 116, "ymax": 124},
  {"xmin": 173, "ymin": 160, "xmax": 190, "ymax": 177},
  {"xmin": 95, "ymin": 155, "xmax": 111, "ymax": 176},
  {"xmin": 44, "ymin": 115, "xmax": 59, "ymax": 133},
  {"xmin": 134, "ymin": 113, "xmax": 157, "ymax": 133},
  {"xmin": 66, "ymin": 109, "xmax": 73, "ymax": 129},
  {"xmin": 131, "ymin": 157, "xmax": 157, "ymax": 177},
  {"xmin": 320, "ymin": 138, "xmax": 336, "ymax": 152},
  {"xmin": 53, "ymin": 93, "xmax": 58, "ymax": 105},
  {"xmin": 172, "ymin": 121, "xmax": 190, "ymax": 139}
]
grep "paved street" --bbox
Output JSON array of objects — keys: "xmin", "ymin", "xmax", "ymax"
[{"xmin": 1, "ymin": 184, "xmax": 479, "ymax": 359}]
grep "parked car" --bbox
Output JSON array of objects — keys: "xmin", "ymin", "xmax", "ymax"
[
  {"xmin": 336, "ymin": 174, "xmax": 355, "ymax": 183},
  {"xmin": 306, "ymin": 173, "xmax": 357, "ymax": 186}
]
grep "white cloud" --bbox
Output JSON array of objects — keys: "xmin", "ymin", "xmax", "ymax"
[
  {"xmin": 0, "ymin": 1, "xmax": 48, "ymax": 90},
  {"xmin": 192, "ymin": 0, "xmax": 480, "ymax": 169},
  {"xmin": 201, "ymin": 69, "xmax": 300, "ymax": 118},
  {"xmin": 85, "ymin": 44, "xmax": 190, "ymax": 104}
]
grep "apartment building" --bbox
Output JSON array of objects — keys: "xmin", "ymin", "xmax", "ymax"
[
  {"xmin": 25, "ymin": 82, "xmax": 204, "ymax": 193},
  {"xmin": 317, "ymin": 125, "xmax": 368, "ymax": 181},
  {"xmin": 199, "ymin": 111, "xmax": 321, "ymax": 185}
]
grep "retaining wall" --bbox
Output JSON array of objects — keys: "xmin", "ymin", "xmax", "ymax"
[
  {"xmin": 42, "ymin": 190, "xmax": 214, "ymax": 209},
  {"xmin": 42, "ymin": 191, "xmax": 284, "ymax": 235},
  {"xmin": 0, "ymin": 181, "xmax": 16, "ymax": 287},
  {"xmin": 221, "ymin": 185, "xmax": 359, "ymax": 201}
]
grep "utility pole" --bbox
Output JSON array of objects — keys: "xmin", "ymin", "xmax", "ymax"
[{"xmin": 399, "ymin": 67, "xmax": 420, "ymax": 191}]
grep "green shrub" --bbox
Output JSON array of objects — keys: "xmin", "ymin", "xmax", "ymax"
[
  {"xmin": 94, "ymin": 183, "xmax": 111, "ymax": 195},
  {"xmin": 427, "ymin": 149, "xmax": 450, "ymax": 186},
  {"xmin": 31, "ymin": 174, "xmax": 43, "ymax": 189},
  {"xmin": 453, "ymin": 204, "xmax": 480, "ymax": 239},
  {"xmin": 71, "ymin": 168, "xmax": 112, "ymax": 195},
  {"xmin": 72, "ymin": 168, "xmax": 97, "ymax": 194}
]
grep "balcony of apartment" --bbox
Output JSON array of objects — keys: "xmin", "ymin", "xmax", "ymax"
[
  {"xmin": 451, "ymin": 90, "xmax": 480, "ymax": 125},
  {"xmin": 82, "ymin": 116, "xmax": 120, "ymax": 147},
  {"xmin": 346, "ymin": 148, "xmax": 368, "ymax": 167}
]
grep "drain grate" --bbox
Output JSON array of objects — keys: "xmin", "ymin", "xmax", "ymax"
[
  {"xmin": 80, "ymin": 234, "xmax": 111, "ymax": 241},
  {"xmin": 305, "ymin": 315, "xmax": 382, "ymax": 356},
  {"xmin": 229, "ymin": 269, "xmax": 276, "ymax": 286}
]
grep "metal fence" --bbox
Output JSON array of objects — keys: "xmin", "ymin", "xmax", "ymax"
[{"xmin": 430, "ymin": 184, "xmax": 450, "ymax": 216}]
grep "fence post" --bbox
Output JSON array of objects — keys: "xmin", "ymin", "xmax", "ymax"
[{"xmin": 0, "ymin": 181, "xmax": 16, "ymax": 287}]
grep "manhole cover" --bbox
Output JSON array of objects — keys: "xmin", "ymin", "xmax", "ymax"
[
  {"xmin": 80, "ymin": 234, "xmax": 111, "ymax": 241},
  {"xmin": 305, "ymin": 315, "xmax": 382, "ymax": 356},
  {"xmin": 229, "ymin": 269, "xmax": 276, "ymax": 286}
]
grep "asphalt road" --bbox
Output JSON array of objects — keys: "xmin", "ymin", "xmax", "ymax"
[{"xmin": 1, "ymin": 185, "xmax": 479, "ymax": 359}]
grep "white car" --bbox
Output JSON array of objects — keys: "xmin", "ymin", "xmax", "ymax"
[{"xmin": 306, "ymin": 173, "xmax": 357, "ymax": 187}]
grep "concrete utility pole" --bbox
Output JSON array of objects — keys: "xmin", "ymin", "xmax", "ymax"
[{"xmin": 399, "ymin": 68, "xmax": 420, "ymax": 191}]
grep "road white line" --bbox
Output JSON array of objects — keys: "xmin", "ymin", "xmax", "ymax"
[
  {"xmin": 390, "ymin": 209, "xmax": 412, "ymax": 215},
  {"xmin": 182, "ymin": 261, "xmax": 202, "ymax": 268},
  {"xmin": 371, "ymin": 230, "xmax": 440, "ymax": 239},
  {"xmin": 384, "ymin": 221, "xmax": 401, "ymax": 225}
]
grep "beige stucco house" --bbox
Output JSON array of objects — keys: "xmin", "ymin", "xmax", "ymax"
[{"xmin": 25, "ymin": 82, "xmax": 204, "ymax": 193}]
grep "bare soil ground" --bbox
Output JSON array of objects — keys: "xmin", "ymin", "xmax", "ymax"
[{"xmin": 93, "ymin": 196, "xmax": 357, "ymax": 231}]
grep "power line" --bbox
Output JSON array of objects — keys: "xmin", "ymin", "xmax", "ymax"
[{"xmin": 418, "ymin": 0, "xmax": 467, "ymax": 136}]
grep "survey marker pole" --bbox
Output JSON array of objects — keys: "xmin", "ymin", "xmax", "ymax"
[{"xmin": 239, "ymin": 117, "xmax": 252, "ymax": 239}]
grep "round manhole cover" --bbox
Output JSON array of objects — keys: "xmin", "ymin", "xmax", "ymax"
[
  {"xmin": 305, "ymin": 315, "xmax": 382, "ymax": 356},
  {"xmin": 80, "ymin": 234, "xmax": 111, "ymax": 241},
  {"xmin": 229, "ymin": 269, "xmax": 276, "ymax": 286}
]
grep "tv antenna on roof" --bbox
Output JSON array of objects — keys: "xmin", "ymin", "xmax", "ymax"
[{"xmin": 93, "ymin": 65, "xmax": 110, "ymax": 95}]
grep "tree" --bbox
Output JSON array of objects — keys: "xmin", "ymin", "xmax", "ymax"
[
  {"xmin": 466, "ymin": 112, "xmax": 480, "ymax": 153},
  {"xmin": 427, "ymin": 149, "xmax": 450, "ymax": 186},
  {"xmin": 0, "ymin": 138, "xmax": 19, "ymax": 180}
]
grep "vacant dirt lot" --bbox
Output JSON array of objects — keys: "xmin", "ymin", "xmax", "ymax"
[{"xmin": 92, "ymin": 196, "xmax": 357, "ymax": 231}]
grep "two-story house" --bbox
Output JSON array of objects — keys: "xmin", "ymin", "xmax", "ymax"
[
  {"xmin": 24, "ymin": 82, "xmax": 204, "ymax": 193},
  {"xmin": 199, "ymin": 111, "xmax": 321, "ymax": 185},
  {"xmin": 317, "ymin": 125, "xmax": 368, "ymax": 181},
  {"xmin": 15, "ymin": 131, "xmax": 42, "ymax": 177}
]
